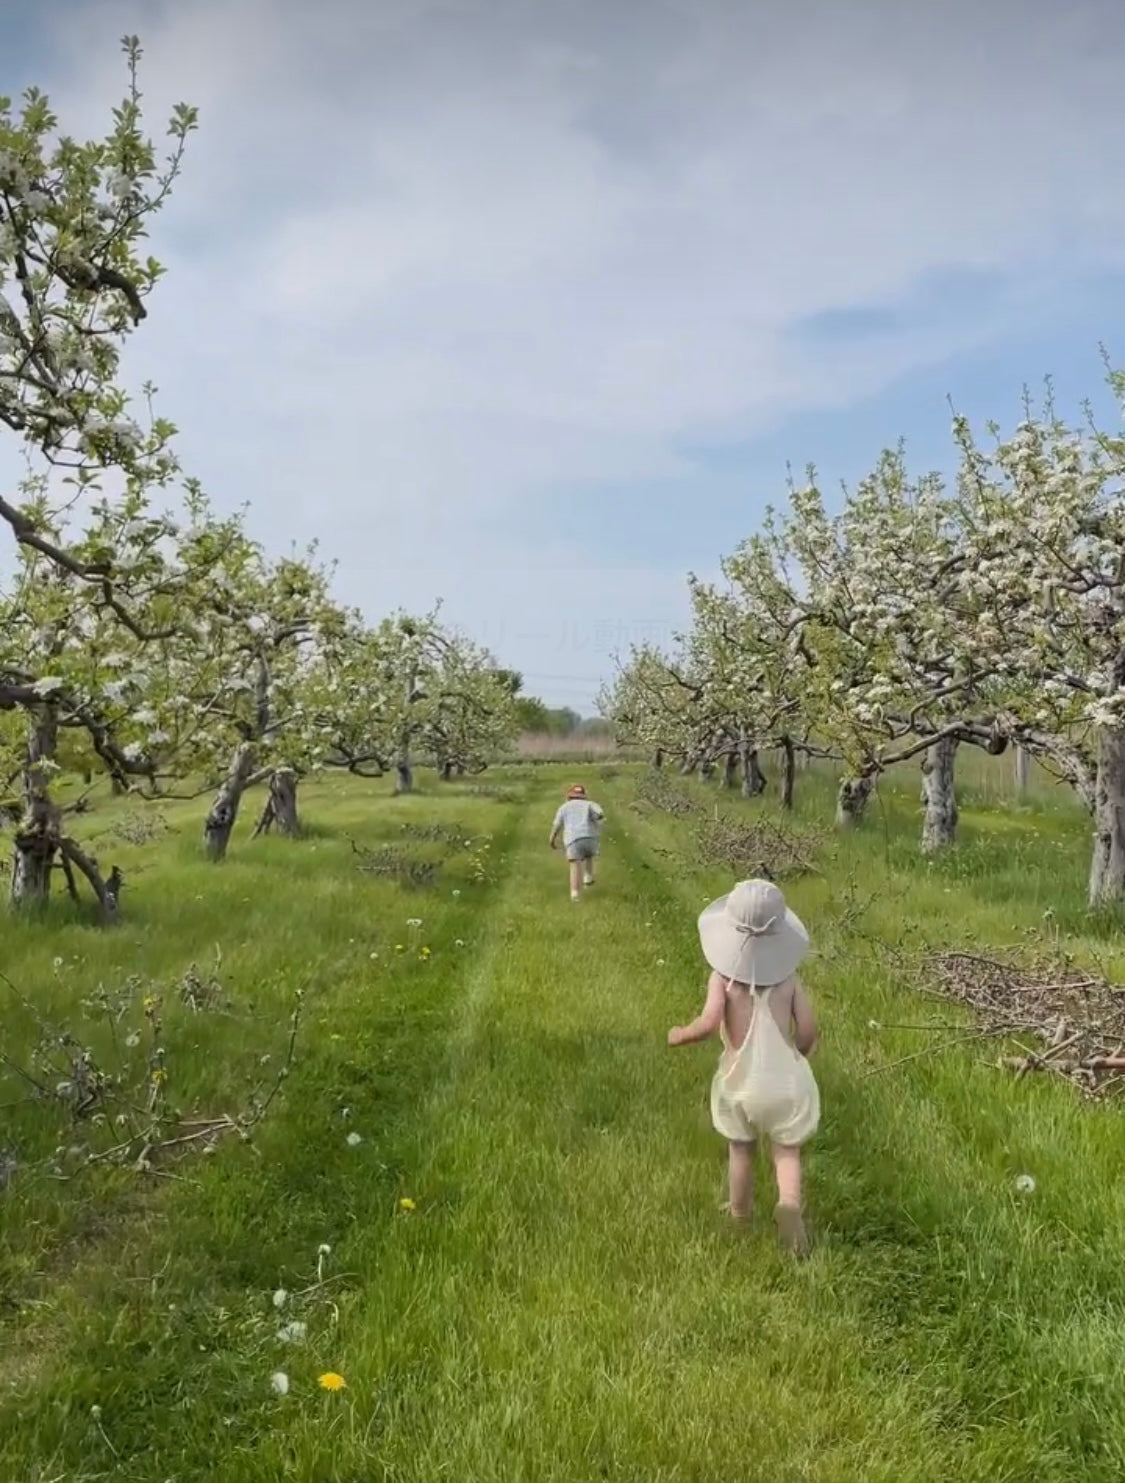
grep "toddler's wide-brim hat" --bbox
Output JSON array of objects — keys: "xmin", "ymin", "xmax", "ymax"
[
  {"xmin": 698, "ymin": 878, "xmax": 808, "ymax": 987},
  {"xmin": 567, "ymin": 783, "xmax": 587, "ymax": 799}
]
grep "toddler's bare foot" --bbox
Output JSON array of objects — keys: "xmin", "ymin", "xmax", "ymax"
[
  {"xmin": 774, "ymin": 1203, "xmax": 810, "ymax": 1258},
  {"xmin": 719, "ymin": 1199, "xmax": 753, "ymax": 1225}
]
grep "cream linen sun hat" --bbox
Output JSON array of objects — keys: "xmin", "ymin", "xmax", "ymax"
[{"xmin": 698, "ymin": 878, "xmax": 809, "ymax": 987}]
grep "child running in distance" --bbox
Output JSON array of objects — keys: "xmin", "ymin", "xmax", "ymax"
[
  {"xmin": 549, "ymin": 783, "xmax": 605, "ymax": 902},
  {"xmin": 668, "ymin": 878, "xmax": 819, "ymax": 1256}
]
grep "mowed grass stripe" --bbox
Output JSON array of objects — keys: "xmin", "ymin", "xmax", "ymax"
[{"xmin": 224, "ymin": 776, "xmax": 979, "ymax": 1482}]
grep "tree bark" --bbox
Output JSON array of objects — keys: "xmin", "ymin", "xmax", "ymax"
[
  {"xmin": 395, "ymin": 668, "xmax": 417, "ymax": 795},
  {"xmin": 739, "ymin": 733, "xmax": 766, "ymax": 797},
  {"xmin": 204, "ymin": 744, "xmax": 255, "ymax": 860},
  {"xmin": 721, "ymin": 751, "xmax": 738, "ymax": 789},
  {"xmin": 921, "ymin": 736, "xmax": 959, "ymax": 853},
  {"xmin": 780, "ymin": 736, "xmax": 796, "ymax": 810},
  {"xmin": 10, "ymin": 706, "xmax": 59, "ymax": 911},
  {"xmin": 1014, "ymin": 744, "xmax": 1030, "ymax": 797},
  {"xmin": 1089, "ymin": 727, "xmax": 1125, "ymax": 907},
  {"xmin": 253, "ymin": 767, "xmax": 301, "ymax": 838},
  {"xmin": 836, "ymin": 774, "xmax": 875, "ymax": 829},
  {"xmin": 653, "ymin": 748, "xmax": 664, "ymax": 770}
]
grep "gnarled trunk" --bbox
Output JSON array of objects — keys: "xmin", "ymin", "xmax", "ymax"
[
  {"xmin": 721, "ymin": 751, "xmax": 738, "ymax": 789},
  {"xmin": 253, "ymin": 767, "xmax": 300, "ymax": 839},
  {"xmin": 780, "ymin": 736, "xmax": 796, "ymax": 810},
  {"xmin": 836, "ymin": 774, "xmax": 874, "ymax": 829},
  {"xmin": 1014, "ymin": 745, "xmax": 1030, "ymax": 797},
  {"xmin": 204, "ymin": 744, "xmax": 255, "ymax": 860},
  {"xmin": 653, "ymin": 748, "xmax": 664, "ymax": 770},
  {"xmin": 1089, "ymin": 727, "xmax": 1125, "ymax": 907},
  {"xmin": 739, "ymin": 733, "xmax": 766, "ymax": 797},
  {"xmin": 10, "ymin": 706, "xmax": 59, "ymax": 912},
  {"xmin": 921, "ymin": 736, "xmax": 959, "ymax": 853}
]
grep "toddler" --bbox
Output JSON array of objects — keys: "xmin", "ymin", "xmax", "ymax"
[
  {"xmin": 667, "ymin": 878, "xmax": 819, "ymax": 1256},
  {"xmin": 549, "ymin": 783, "xmax": 605, "ymax": 901}
]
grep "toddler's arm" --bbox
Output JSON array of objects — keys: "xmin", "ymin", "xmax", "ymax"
[
  {"xmin": 549, "ymin": 805, "xmax": 563, "ymax": 849},
  {"xmin": 668, "ymin": 971, "xmax": 726, "ymax": 1047},
  {"xmin": 792, "ymin": 978, "xmax": 817, "ymax": 1056}
]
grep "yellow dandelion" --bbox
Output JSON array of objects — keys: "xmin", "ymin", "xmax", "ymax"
[
  {"xmin": 399, "ymin": 1196, "xmax": 416, "ymax": 1212},
  {"xmin": 151, "ymin": 1068, "xmax": 167, "ymax": 1085},
  {"xmin": 420, "ymin": 946, "xmax": 431, "ymax": 959},
  {"xmin": 318, "ymin": 1371, "xmax": 347, "ymax": 1392},
  {"xmin": 395, "ymin": 944, "xmax": 405, "ymax": 953}
]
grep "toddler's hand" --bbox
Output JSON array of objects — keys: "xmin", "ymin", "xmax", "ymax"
[{"xmin": 667, "ymin": 1026, "xmax": 685, "ymax": 1047}]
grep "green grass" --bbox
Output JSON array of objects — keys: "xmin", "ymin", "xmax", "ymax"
[{"xmin": 2, "ymin": 757, "xmax": 1124, "ymax": 1481}]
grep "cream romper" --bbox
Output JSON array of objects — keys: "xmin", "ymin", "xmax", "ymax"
[{"xmin": 710, "ymin": 980, "xmax": 820, "ymax": 1146}]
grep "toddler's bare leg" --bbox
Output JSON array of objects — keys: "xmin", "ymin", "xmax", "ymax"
[
  {"xmin": 568, "ymin": 860, "xmax": 582, "ymax": 899},
  {"xmin": 771, "ymin": 1143, "xmax": 809, "ymax": 1256},
  {"xmin": 727, "ymin": 1140, "xmax": 755, "ymax": 1221}
]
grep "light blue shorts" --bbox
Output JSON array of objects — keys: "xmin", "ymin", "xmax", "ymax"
[{"xmin": 565, "ymin": 836, "xmax": 598, "ymax": 862}]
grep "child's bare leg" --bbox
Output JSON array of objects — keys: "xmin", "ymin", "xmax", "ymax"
[
  {"xmin": 583, "ymin": 853, "xmax": 596, "ymax": 885},
  {"xmin": 568, "ymin": 860, "xmax": 582, "ymax": 898},
  {"xmin": 771, "ymin": 1142, "xmax": 809, "ymax": 1256},
  {"xmin": 727, "ymin": 1140, "xmax": 755, "ymax": 1221}
]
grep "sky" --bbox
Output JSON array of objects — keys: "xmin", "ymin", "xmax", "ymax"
[{"xmin": 4, "ymin": 0, "xmax": 1125, "ymax": 713}]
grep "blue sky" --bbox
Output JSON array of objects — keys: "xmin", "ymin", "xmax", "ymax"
[{"xmin": 4, "ymin": 0, "xmax": 1125, "ymax": 714}]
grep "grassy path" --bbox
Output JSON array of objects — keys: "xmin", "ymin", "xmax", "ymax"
[{"xmin": 3, "ymin": 768, "xmax": 1125, "ymax": 1479}]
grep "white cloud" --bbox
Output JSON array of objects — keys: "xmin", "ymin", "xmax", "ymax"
[{"xmin": 4, "ymin": 0, "xmax": 1125, "ymax": 707}]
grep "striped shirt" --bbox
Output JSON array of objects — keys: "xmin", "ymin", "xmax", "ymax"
[{"xmin": 551, "ymin": 798, "xmax": 605, "ymax": 847}]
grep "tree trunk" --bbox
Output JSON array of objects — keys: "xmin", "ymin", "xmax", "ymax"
[
  {"xmin": 721, "ymin": 751, "xmax": 738, "ymax": 789},
  {"xmin": 1088, "ymin": 727, "xmax": 1125, "ymax": 907},
  {"xmin": 780, "ymin": 736, "xmax": 796, "ymax": 810},
  {"xmin": 10, "ymin": 706, "xmax": 59, "ymax": 912},
  {"xmin": 1014, "ymin": 744, "xmax": 1030, "ymax": 797},
  {"xmin": 678, "ymin": 754, "xmax": 695, "ymax": 776},
  {"xmin": 836, "ymin": 775, "xmax": 875, "ymax": 829},
  {"xmin": 739, "ymin": 733, "xmax": 767, "ymax": 797},
  {"xmin": 698, "ymin": 757, "xmax": 716, "ymax": 782},
  {"xmin": 204, "ymin": 744, "xmax": 255, "ymax": 860},
  {"xmin": 920, "ymin": 737, "xmax": 959, "ymax": 853},
  {"xmin": 653, "ymin": 749, "xmax": 664, "ymax": 770},
  {"xmin": 395, "ymin": 668, "xmax": 417, "ymax": 795},
  {"xmin": 253, "ymin": 767, "xmax": 301, "ymax": 839},
  {"xmin": 440, "ymin": 760, "xmax": 455, "ymax": 782}
]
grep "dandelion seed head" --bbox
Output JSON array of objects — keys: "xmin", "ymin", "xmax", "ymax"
[
  {"xmin": 346, "ymin": 1131, "xmax": 362, "ymax": 1147},
  {"xmin": 272, "ymin": 1288, "xmax": 288, "ymax": 1310},
  {"xmin": 1015, "ymin": 1173, "xmax": 1036, "ymax": 1194},
  {"xmin": 270, "ymin": 1371, "xmax": 290, "ymax": 1396}
]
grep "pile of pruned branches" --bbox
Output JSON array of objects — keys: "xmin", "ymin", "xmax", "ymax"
[
  {"xmin": 693, "ymin": 809, "xmax": 821, "ymax": 880},
  {"xmin": 348, "ymin": 837, "xmax": 442, "ymax": 889},
  {"xmin": 918, "ymin": 950, "xmax": 1125, "ymax": 1101},
  {"xmin": 634, "ymin": 767, "xmax": 821, "ymax": 879},
  {"xmin": 0, "ymin": 970, "xmax": 303, "ymax": 1188},
  {"xmin": 633, "ymin": 769, "xmax": 697, "ymax": 817}
]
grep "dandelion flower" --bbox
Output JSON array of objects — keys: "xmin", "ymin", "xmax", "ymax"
[
  {"xmin": 452, "ymin": 889, "xmax": 462, "ymax": 898},
  {"xmin": 399, "ymin": 1196, "xmax": 416, "ymax": 1212},
  {"xmin": 395, "ymin": 944, "xmax": 405, "ymax": 953},
  {"xmin": 318, "ymin": 1243, "xmax": 332, "ymax": 1257},
  {"xmin": 346, "ymin": 1132, "xmax": 362, "ymax": 1147},
  {"xmin": 1015, "ymin": 1173, "xmax": 1036, "ymax": 1195},
  {"xmin": 455, "ymin": 939, "xmax": 465, "ymax": 948},
  {"xmin": 272, "ymin": 1288, "xmax": 289, "ymax": 1310},
  {"xmin": 270, "ymin": 1371, "xmax": 290, "ymax": 1396},
  {"xmin": 318, "ymin": 1371, "xmax": 347, "ymax": 1392},
  {"xmin": 656, "ymin": 959, "xmax": 665, "ymax": 967},
  {"xmin": 420, "ymin": 946, "xmax": 431, "ymax": 958}
]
